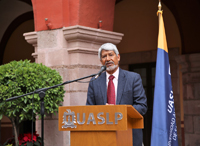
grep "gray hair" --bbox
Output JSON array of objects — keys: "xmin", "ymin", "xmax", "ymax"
[{"xmin": 98, "ymin": 43, "xmax": 119, "ymax": 60}]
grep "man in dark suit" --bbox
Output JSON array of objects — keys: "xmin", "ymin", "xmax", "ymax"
[{"xmin": 86, "ymin": 43, "xmax": 147, "ymax": 146}]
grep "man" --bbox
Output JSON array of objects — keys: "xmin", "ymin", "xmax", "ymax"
[{"xmin": 86, "ymin": 43, "xmax": 147, "ymax": 146}]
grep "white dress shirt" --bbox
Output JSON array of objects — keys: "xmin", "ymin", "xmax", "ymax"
[{"xmin": 106, "ymin": 67, "xmax": 119, "ymax": 103}]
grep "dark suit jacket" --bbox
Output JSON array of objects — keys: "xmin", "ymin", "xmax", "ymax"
[{"xmin": 86, "ymin": 68, "xmax": 147, "ymax": 146}]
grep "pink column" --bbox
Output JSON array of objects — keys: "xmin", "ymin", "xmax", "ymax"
[
  {"xmin": 24, "ymin": 25, "xmax": 123, "ymax": 146},
  {"xmin": 25, "ymin": 1, "xmax": 121, "ymax": 145}
]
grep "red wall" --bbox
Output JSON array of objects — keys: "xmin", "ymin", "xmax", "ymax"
[{"xmin": 32, "ymin": 0, "xmax": 116, "ymax": 31}]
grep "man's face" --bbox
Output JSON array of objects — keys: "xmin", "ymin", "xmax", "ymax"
[{"xmin": 100, "ymin": 50, "xmax": 120, "ymax": 74}]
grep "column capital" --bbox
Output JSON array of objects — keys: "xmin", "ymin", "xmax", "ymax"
[
  {"xmin": 23, "ymin": 31, "xmax": 37, "ymax": 46},
  {"xmin": 23, "ymin": 31, "xmax": 38, "ymax": 62},
  {"xmin": 63, "ymin": 25, "xmax": 124, "ymax": 55}
]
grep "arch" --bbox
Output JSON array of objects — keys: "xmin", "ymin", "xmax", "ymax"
[
  {"xmin": 162, "ymin": 0, "xmax": 200, "ymax": 54},
  {"xmin": 113, "ymin": 0, "xmax": 181, "ymax": 54},
  {"xmin": 19, "ymin": 0, "xmax": 32, "ymax": 6},
  {"xmin": 161, "ymin": 0, "xmax": 184, "ymax": 54},
  {"xmin": 0, "ymin": 11, "xmax": 33, "ymax": 65}
]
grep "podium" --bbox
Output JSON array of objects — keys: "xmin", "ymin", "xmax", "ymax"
[{"xmin": 58, "ymin": 105, "xmax": 143, "ymax": 146}]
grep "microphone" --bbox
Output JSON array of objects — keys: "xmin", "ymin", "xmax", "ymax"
[{"xmin": 95, "ymin": 66, "xmax": 106, "ymax": 79}]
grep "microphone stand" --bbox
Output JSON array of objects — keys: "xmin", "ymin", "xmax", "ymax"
[{"xmin": 6, "ymin": 73, "xmax": 97, "ymax": 146}]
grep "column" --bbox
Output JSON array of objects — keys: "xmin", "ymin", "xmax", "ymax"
[{"xmin": 24, "ymin": 25, "xmax": 123, "ymax": 146}]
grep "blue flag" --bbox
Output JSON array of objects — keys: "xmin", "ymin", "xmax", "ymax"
[{"xmin": 150, "ymin": 9, "xmax": 179, "ymax": 146}]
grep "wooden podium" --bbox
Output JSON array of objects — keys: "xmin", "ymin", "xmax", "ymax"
[{"xmin": 58, "ymin": 105, "xmax": 143, "ymax": 146}]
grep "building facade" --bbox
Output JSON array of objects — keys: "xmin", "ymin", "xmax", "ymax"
[{"xmin": 0, "ymin": 0, "xmax": 200, "ymax": 146}]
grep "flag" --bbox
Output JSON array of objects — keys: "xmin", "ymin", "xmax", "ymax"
[{"xmin": 150, "ymin": 8, "xmax": 179, "ymax": 146}]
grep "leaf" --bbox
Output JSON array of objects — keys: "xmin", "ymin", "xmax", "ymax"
[
  {"xmin": 23, "ymin": 108, "xmax": 27, "ymax": 112},
  {"xmin": 12, "ymin": 110, "xmax": 16, "ymax": 116},
  {"xmin": 0, "ymin": 114, "xmax": 3, "ymax": 120},
  {"xmin": 34, "ymin": 141, "xmax": 40, "ymax": 146},
  {"xmin": 27, "ymin": 142, "xmax": 33, "ymax": 146},
  {"xmin": 24, "ymin": 98, "xmax": 27, "ymax": 104}
]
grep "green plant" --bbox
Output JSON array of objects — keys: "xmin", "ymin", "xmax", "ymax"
[{"xmin": 0, "ymin": 60, "xmax": 65, "ymax": 146}]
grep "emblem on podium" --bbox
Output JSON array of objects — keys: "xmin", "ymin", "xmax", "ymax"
[{"xmin": 62, "ymin": 109, "xmax": 77, "ymax": 128}]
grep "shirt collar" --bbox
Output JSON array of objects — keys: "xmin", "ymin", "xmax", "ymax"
[{"xmin": 106, "ymin": 67, "xmax": 119, "ymax": 80}]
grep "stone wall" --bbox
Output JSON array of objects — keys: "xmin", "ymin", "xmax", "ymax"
[{"xmin": 176, "ymin": 53, "xmax": 200, "ymax": 146}]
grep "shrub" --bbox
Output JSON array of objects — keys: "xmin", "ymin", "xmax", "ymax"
[{"xmin": 0, "ymin": 60, "xmax": 65, "ymax": 145}]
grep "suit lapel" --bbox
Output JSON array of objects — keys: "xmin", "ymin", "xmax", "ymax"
[
  {"xmin": 99, "ymin": 72, "xmax": 107, "ymax": 104},
  {"xmin": 116, "ymin": 68, "xmax": 126, "ymax": 104}
]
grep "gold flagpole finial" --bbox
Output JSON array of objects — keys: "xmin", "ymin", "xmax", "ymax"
[
  {"xmin": 157, "ymin": 0, "xmax": 162, "ymax": 16},
  {"xmin": 158, "ymin": 0, "xmax": 162, "ymax": 11}
]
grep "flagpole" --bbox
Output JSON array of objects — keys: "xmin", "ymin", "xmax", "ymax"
[
  {"xmin": 151, "ymin": 1, "xmax": 179, "ymax": 146},
  {"xmin": 158, "ymin": 0, "xmax": 162, "ymax": 23}
]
